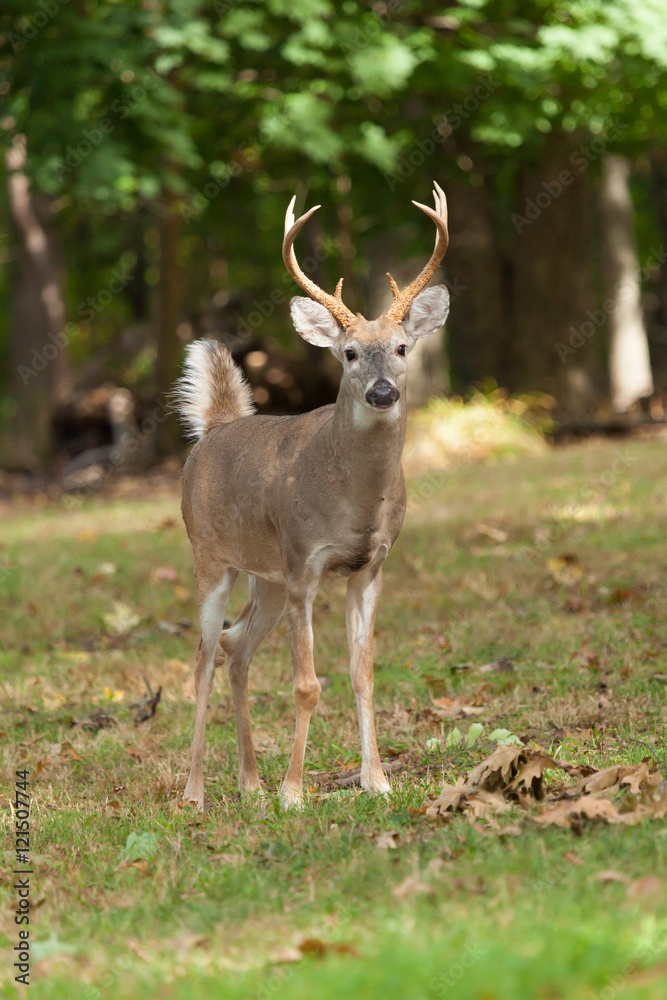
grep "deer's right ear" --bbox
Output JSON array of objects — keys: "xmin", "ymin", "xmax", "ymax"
[{"xmin": 290, "ymin": 297, "xmax": 343, "ymax": 349}]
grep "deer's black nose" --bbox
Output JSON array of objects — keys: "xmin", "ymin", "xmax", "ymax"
[{"xmin": 365, "ymin": 379, "xmax": 400, "ymax": 408}]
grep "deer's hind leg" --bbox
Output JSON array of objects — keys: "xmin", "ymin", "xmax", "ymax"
[
  {"xmin": 183, "ymin": 567, "xmax": 238, "ymax": 810},
  {"xmin": 220, "ymin": 576, "xmax": 286, "ymax": 793}
]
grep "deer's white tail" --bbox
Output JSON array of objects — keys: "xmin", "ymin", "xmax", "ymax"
[{"xmin": 174, "ymin": 339, "xmax": 255, "ymax": 440}]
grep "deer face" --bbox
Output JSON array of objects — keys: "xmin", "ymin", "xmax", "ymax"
[
  {"xmin": 283, "ymin": 183, "xmax": 450, "ymax": 415},
  {"xmin": 290, "ymin": 285, "xmax": 450, "ymax": 412}
]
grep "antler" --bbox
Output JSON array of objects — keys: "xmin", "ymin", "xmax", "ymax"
[
  {"xmin": 282, "ymin": 196, "xmax": 356, "ymax": 329},
  {"xmin": 385, "ymin": 182, "xmax": 449, "ymax": 323}
]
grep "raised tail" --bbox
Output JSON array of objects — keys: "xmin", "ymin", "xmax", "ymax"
[{"xmin": 173, "ymin": 339, "xmax": 255, "ymax": 441}]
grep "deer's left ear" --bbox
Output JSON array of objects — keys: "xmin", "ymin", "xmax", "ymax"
[{"xmin": 402, "ymin": 285, "xmax": 450, "ymax": 342}]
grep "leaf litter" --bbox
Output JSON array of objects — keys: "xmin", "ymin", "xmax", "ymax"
[{"xmin": 423, "ymin": 743, "xmax": 666, "ymax": 832}]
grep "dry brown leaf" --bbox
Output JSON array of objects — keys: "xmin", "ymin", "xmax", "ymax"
[
  {"xmin": 511, "ymin": 751, "xmax": 562, "ymax": 799},
  {"xmin": 374, "ymin": 831, "xmax": 400, "ymax": 850},
  {"xmin": 467, "ymin": 745, "xmax": 560, "ymax": 796},
  {"xmin": 465, "ymin": 790, "xmax": 512, "ymax": 820},
  {"xmin": 533, "ymin": 793, "xmax": 640, "ymax": 828},
  {"xmin": 571, "ymin": 762, "xmax": 661, "ymax": 798},
  {"xmin": 467, "ymin": 744, "xmax": 524, "ymax": 790},
  {"xmin": 391, "ymin": 874, "xmax": 433, "ymax": 899},
  {"xmin": 297, "ymin": 938, "xmax": 357, "ymax": 958},
  {"xmin": 547, "ymin": 553, "xmax": 585, "ymax": 586},
  {"xmin": 430, "ymin": 696, "xmax": 484, "ymax": 719},
  {"xmin": 498, "ymin": 823, "xmax": 523, "ymax": 836},
  {"xmin": 271, "ymin": 946, "xmax": 303, "ymax": 964},
  {"xmin": 475, "ymin": 522, "xmax": 508, "ymax": 544},
  {"xmin": 425, "ymin": 777, "xmax": 468, "ymax": 819},
  {"xmin": 150, "ymin": 566, "xmax": 180, "ymax": 583},
  {"xmin": 590, "ymin": 870, "xmax": 630, "ymax": 884}
]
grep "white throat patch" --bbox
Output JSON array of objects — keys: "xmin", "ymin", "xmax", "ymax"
[{"xmin": 352, "ymin": 399, "xmax": 400, "ymax": 429}]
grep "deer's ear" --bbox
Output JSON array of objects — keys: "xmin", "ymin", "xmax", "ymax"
[
  {"xmin": 402, "ymin": 285, "xmax": 450, "ymax": 342},
  {"xmin": 290, "ymin": 297, "xmax": 343, "ymax": 348}
]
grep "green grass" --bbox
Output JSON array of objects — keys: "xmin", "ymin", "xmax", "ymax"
[{"xmin": 1, "ymin": 434, "xmax": 666, "ymax": 998}]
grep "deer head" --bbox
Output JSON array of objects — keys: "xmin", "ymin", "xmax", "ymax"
[{"xmin": 283, "ymin": 183, "xmax": 450, "ymax": 412}]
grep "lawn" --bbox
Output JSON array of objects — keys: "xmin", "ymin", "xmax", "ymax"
[{"xmin": 1, "ymin": 431, "xmax": 666, "ymax": 999}]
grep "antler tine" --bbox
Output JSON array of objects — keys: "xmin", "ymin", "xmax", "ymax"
[
  {"xmin": 385, "ymin": 183, "xmax": 449, "ymax": 322},
  {"xmin": 282, "ymin": 196, "xmax": 356, "ymax": 329}
]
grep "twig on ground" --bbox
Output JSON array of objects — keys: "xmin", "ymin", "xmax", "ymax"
[
  {"xmin": 129, "ymin": 677, "xmax": 162, "ymax": 725},
  {"xmin": 335, "ymin": 758, "xmax": 406, "ymax": 788}
]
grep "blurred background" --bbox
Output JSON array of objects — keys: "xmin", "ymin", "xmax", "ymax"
[{"xmin": 1, "ymin": 0, "xmax": 667, "ymax": 487}]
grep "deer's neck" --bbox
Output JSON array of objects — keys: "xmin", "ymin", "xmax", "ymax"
[{"xmin": 328, "ymin": 379, "xmax": 407, "ymax": 504}]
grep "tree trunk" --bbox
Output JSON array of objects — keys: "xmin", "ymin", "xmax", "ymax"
[
  {"xmin": 155, "ymin": 186, "xmax": 184, "ymax": 454},
  {"xmin": 509, "ymin": 142, "xmax": 598, "ymax": 418},
  {"xmin": 4, "ymin": 135, "xmax": 71, "ymax": 470},
  {"xmin": 649, "ymin": 153, "xmax": 667, "ymax": 392},
  {"xmin": 445, "ymin": 180, "xmax": 508, "ymax": 391},
  {"xmin": 599, "ymin": 156, "xmax": 653, "ymax": 412}
]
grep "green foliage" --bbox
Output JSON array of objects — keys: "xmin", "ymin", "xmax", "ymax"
[{"xmin": 1, "ymin": 0, "xmax": 667, "ymax": 376}]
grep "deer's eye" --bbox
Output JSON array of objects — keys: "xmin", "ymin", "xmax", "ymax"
[
  {"xmin": 344, "ymin": 349, "xmax": 357, "ymax": 362},
  {"xmin": 396, "ymin": 344, "xmax": 407, "ymax": 357}
]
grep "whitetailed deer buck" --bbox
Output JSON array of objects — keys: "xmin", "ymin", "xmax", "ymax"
[{"xmin": 175, "ymin": 183, "xmax": 450, "ymax": 808}]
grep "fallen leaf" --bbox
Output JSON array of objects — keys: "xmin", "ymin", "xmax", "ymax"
[
  {"xmin": 533, "ymin": 794, "xmax": 635, "ymax": 828},
  {"xmin": 391, "ymin": 874, "xmax": 433, "ymax": 899},
  {"xmin": 271, "ymin": 946, "xmax": 303, "ymax": 964},
  {"xmin": 590, "ymin": 870, "xmax": 630, "ymax": 884},
  {"xmin": 465, "ymin": 790, "xmax": 512, "ymax": 820},
  {"xmin": 95, "ymin": 562, "xmax": 117, "ymax": 576},
  {"xmin": 103, "ymin": 602, "xmax": 141, "ymax": 636},
  {"xmin": 150, "ymin": 566, "xmax": 180, "ymax": 584},
  {"xmin": 475, "ymin": 523, "xmax": 508, "ymax": 544},
  {"xmin": 512, "ymin": 750, "xmax": 563, "ymax": 799},
  {"xmin": 104, "ymin": 686, "xmax": 125, "ymax": 703},
  {"xmin": 479, "ymin": 658, "xmax": 514, "ymax": 675},
  {"xmin": 431, "ymin": 696, "xmax": 484, "ymax": 719},
  {"xmin": 548, "ymin": 553, "xmax": 585, "ymax": 586},
  {"xmin": 425, "ymin": 777, "xmax": 468, "ymax": 819},
  {"xmin": 374, "ymin": 831, "xmax": 400, "ymax": 850}
]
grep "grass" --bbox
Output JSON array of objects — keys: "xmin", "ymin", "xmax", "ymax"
[{"xmin": 1, "ymin": 431, "xmax": 666, "ymax": 999}]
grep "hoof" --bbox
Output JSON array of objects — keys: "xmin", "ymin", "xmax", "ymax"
[
  {"xmin": 361, "ymin": 771, "xmax": 392, "ymax": 796},
  {"xmin": 279, "ymin": 784, "xmax": 304, "ymax": 810},
  {"xmin": 181, "ymin": 777, "xmax": 204, "ymax": 812},
  {"xmin": 240, "ymin": 785, "xmax": 266, "ymax": 801}
]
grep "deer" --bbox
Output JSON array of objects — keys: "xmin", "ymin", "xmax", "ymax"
[{"xmin": 174, "ymin": 182, "xmax": 450, "ymax": 809}]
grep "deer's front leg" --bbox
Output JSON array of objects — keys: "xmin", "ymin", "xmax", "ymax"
[
  {"xmin": 281, "ymin": 583, "xmax": 321, "ymax": 807},
  {"xmin": 347, "ymin": 561, "xmax": 391, "ymax": 794}
]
